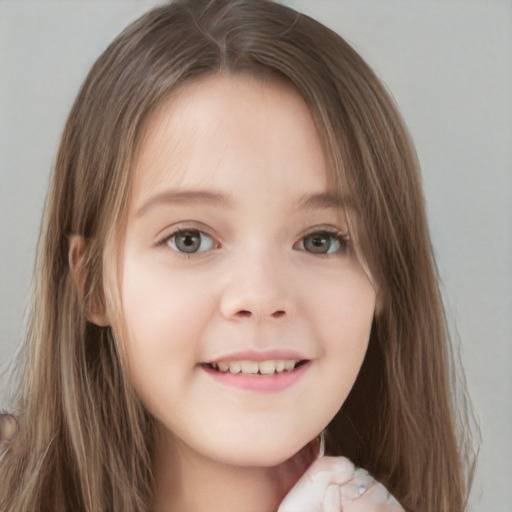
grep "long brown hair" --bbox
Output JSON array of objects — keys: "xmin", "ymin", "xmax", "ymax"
[{"xmin": 0, "ymin": 1, "xmax": 475, "ymax": 510}]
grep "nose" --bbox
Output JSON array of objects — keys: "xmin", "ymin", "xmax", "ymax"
[{"xmin": 219, "ymin": 250, "xmax": 296, "ymax": 322}]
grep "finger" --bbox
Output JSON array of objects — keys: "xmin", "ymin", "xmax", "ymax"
[
  {"xmin": 339, "ymin": 468, "xmax": 374, "ymax": 500},
  {"xmin": 341, "ymin": 477, "xmax": 404, "ymax": 512},
  {"xmin": 278, "ymin": 456, "xmax": 354, "ymax": 512},
  {"xmin": 325, "ymin": 484, "xmax": 341, "ymax": 512}
]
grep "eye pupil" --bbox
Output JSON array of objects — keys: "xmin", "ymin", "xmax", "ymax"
[
  {"xmin": 304, "ymin": 234, "xmax": 331, "ymax": 253},
  {"xmin": 175, "ymin": 231, "xmax": 201, "ymax": 253}
]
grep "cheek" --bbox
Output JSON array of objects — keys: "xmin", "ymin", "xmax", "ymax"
[
  {"xmin": 120, "ymin": 254, "xmax": 213, "ymax": 341},
  {"xmin": 312, "ymin": 270, "xmax": 376, "ymax": 349},
  {"xmin": 113, "ymin": 257, "xmax": 215, "ymax": 401},
  {"xmin": 309, "ymin": 271, "xmax": 375, "ymax": 405}
]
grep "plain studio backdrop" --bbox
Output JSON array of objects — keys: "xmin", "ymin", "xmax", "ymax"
[{"xmin": 1, "ymin": 0, "xmax": 511, "ymax": 510}]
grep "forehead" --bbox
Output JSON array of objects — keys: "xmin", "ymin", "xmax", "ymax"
[{"xmin": 129, "ymin": 73, "xmax": 332, "ymax": 209}]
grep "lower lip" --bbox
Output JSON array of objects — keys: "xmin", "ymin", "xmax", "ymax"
[{"xmin": 201, "ymin": 362, "xmax": 311, "ymax": 392}]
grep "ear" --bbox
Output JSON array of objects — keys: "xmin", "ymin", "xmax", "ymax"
[{"xmin": 68, "ymin": 235, "xmax": 110, "ymax": 327}]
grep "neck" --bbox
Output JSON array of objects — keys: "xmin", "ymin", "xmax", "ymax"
[{"xmin": 152, "ymin": 431, "xmax": 318, "ymax": 512}]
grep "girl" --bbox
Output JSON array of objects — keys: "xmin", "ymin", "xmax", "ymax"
[{"xmin": 0, "ymin": 0, "xmax": 475, "ymax": 511}]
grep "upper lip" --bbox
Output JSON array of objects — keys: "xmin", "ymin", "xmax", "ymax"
[{"xmin": 203, "ymin": 349, "xmax": 309, "ymax": 363}]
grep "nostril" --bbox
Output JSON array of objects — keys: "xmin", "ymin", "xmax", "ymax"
[{"xmin": 231, "ymin": 309, "xmax": 288, "ymax": 319}]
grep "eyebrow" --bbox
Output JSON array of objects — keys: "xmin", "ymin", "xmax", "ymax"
[
  {"xmin": 135, "ymin": 189, "xmax": 351, "ymax": 218},
  {"xmin": 297, "ymin": 192, "xmax": 352, "ymax": 211},
  {"xmin": 135, "ymin": 189, "xmax": 233, "ymax": 218}
]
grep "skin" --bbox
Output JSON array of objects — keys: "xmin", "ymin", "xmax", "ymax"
[
  {"xmin": 0, "ymin": 414, "xmax": 19, "ymax": 444},
  {"xmin": 278, "ymin": 456, "xmax": 404, "ymax": 512},
  {"xmin": 94, "ymin": 73, "xmax": 381, "ymax": 511}
]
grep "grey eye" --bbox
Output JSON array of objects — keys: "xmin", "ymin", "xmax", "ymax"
[
  {"xmin": 168, "ymin": 230, "xmax": 214, "ymax": 254},
  {"xmin": 301, "ymin": 231, "xmax": 348, "ymax": 254}
]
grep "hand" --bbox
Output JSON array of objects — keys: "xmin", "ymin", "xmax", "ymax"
[{"xmin": 277, "ymin": 456, "xmax": 404, "ymax": 512}]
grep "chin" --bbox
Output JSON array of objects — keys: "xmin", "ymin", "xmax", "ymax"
[{"xmin": 216, "ymin": 433, "xmax": 319, "ymax": 470}]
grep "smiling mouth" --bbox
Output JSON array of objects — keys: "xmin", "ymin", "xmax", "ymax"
[{"xmin": 202, "ymin": 359, "xmax": 308, "ymax": 376}]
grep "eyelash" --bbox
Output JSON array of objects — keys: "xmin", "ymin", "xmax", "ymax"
[
  {"xmin": 156, "ymin": 228, "xmax": 218, "ymax": 257},
  {"xmin": 296, "ymin": 229, "xmax": 350, "ymax": 256},
  {"xmin": 156, "ymin": 227, "xmax": 350, "ymax": 257}
]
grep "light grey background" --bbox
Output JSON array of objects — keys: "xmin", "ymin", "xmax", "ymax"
[{"xmin": 1, "ymin": 1, "xmax": 511, "ymax": 510}]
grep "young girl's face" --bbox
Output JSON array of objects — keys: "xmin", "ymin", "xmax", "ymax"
[{"xmin": 109, "ymin": 73, "xmax": 376, "ymax": 466}]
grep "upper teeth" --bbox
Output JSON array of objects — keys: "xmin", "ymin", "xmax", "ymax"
[{"xmin": 210, "ymin": 360, "xmax": 299, "ymax": 375}]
